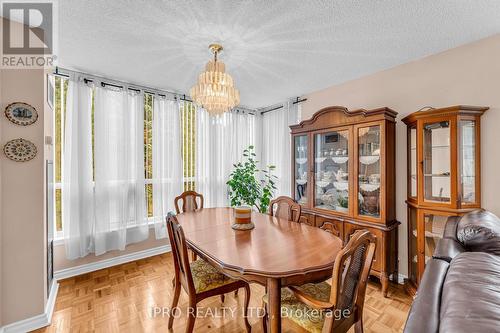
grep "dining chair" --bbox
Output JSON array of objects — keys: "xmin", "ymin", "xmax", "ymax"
[
  {"xmin": 174, "ymin": 190, "xmax": 204, "ymax": 262},
  {"xmin": 269, "ymin": 196, "xmax": 301, "ymax": 223},
  {"xmin": 167, "ymin": 213, "xmax": 251, "ymax": 333},
  {"xmin": 174, "ymin": 190, "xmax": 204, "ymax": 214},
  {"xmin": 262, "ymin": 229, "xmax": 376, "ymax": 333}
]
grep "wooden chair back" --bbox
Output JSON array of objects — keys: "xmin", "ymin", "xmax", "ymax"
[
  {"xmin": 166, "ymin": 212, "xmax": 196, "ymax": 295},
  {"xmin": 269, "ymin": 196, "xmax": 301, "ymax": 223},
  {"xmin": 174, "ymin": 191, "xmax": 204, "ymax": 214},
  {"xmin": 326, "ymin": 229, "xmax": 376, "ymax": 331}
]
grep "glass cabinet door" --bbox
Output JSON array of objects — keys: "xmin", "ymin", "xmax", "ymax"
[
  {"xmin": 294, "ymin": 135, "xmax": 308, "ymax": 205},
  {"xmin": 314, "ymin": 130, "xmax": 349, "ymax": 212},
  {"xmin": 358, "ymin": 125, "xmax": 381, "ymax": 218},
  {"xmin": 423, "ymin": 121, "xmax": 451, "ymax": 203},
  {"xmin": 459, "ymin": 120, "xmax": 476, "ymax": 204},
  {"xmin": 422, "ymin": 212, "xmax": 449, "ymax": 267},
  {"xmin": 408, "ymin": 207, "xmax": 418, "ymax": 284},
  {"xmin": 409, "ymin": 126, "xmax": 417, "ymax": 198}
]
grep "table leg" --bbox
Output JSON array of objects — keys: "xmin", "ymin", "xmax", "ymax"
[{"xmin": 267, "ymin": 277, "xmax": 281, "ymax": 333}]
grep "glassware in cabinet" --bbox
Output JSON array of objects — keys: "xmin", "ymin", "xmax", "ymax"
[
  {"xmin": 358, "ymin": 125, "xmax": 381, "ymax": 218},
  {"xmin": 294, "ymin": 135, "xmax": 308, "ymax": 205},
  {"xmin": 314, "ymin": 130, "xmax": 349, "ymax": 212}
]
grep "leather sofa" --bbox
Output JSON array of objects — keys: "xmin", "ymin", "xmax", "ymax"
[{"xmin": 404, "ymin": 209, "xmax": 500, "ymax": 333}]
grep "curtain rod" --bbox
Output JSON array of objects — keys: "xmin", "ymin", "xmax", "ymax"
[
  {"xmin": 54, "ymin": 67, "xmax": 255, "ymax": 113},
  {"xmin": 81, "ymin": 78, "xmax": 168, "ymax": 98},
  {"xmin": 261, "ymin": 105, "xmax": 283, "ymax": 115},
  {"xmin": 293, "ymin": 97, "xmax": 307, "ymax": 105},
  {"xmin": 260, "ymin": 97, "xmax": 307, "ymax": 115},
  {"xmin": 55, "ymin": 67, "xmax": 173, "ymax": 98}
]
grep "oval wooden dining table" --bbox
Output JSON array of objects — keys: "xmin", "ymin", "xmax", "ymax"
[{"xmin": 176, "ymin": 207, "xmax": 344, "ymax": 333}]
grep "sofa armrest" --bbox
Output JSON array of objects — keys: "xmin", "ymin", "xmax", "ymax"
[
  {"xmin": 404, "ymin": 258, "xmax": 450, "ymax": 333},
  {"xmin": 432, "ymin": 238, "xmax": 465, "ymax": 262}
]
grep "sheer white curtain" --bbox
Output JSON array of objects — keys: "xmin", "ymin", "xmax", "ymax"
[
  {"xmin": 92, "ymin": 86, "xmax": 149, "ymax": 255},
  {"xmin": 63, "ymin": 77, "xmax": 94, "ymax": 259},
  {"xmin": 196, "ymin": 108, "xmax": 256, "ymax": 207},
  {"xmin": 152, "ymin": 97, "xmax": 182, "ymax": 239},
  {"xmin": 261, "ymin": 100, "xmax": 300, "ymax": 197}
]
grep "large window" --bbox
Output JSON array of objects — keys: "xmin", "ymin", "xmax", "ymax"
[
  {"xmin": 181, "ymin": 101, "xmax": 196, "ymax": 191},
  {"xmin": 144, "ymin": 93, "xmax": 154, "ymax": 217},
  {"xmin": 54, "ymin": 76, "xmax": 68, "ymax": 235},
  {"xmin": 53, "ymin": 77, "xmax": 196, "ymax": 236}
]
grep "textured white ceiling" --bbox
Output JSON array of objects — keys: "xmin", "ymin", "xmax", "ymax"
[{"xmin": 59, "ymin": 0, "xmax": 500, "ymax": 109}]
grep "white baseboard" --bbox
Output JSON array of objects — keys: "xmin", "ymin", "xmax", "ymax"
[
  {"xmin": 0, "ymin": 245, "xmax": 170, "ymax": 332},
  {"xmin": 1, "ymin": 279, "xmax": 59, "ymax": 333},
  {"xmin": 54, "ymin": 244, "xmax": 171, "ymax": 280}
]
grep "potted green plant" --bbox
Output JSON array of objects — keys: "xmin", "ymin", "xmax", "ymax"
[{"xmin": 227, "ymin": 145, "xmax": 277, "ymax": 213}]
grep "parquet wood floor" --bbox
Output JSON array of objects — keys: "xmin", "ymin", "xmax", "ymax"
[{"xmin": 32, "ymin": 253, "xmax": 411, "ymax": 333}]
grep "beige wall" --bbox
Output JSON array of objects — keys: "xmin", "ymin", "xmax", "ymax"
[
  {"xmin": 301, "ymin": 33, "xmax": 500, "ymax": 277},
  {"xmin": 0, "ymin": 17, "xmax": 49, "ymax": 327},
  {"xmin": 0, "ymin": 49, "xmax": 3, "ymax": 328},
  {"xmin": 0, "ymin": 69, "xmax": 47, "ymax": 325},
  {"xmin": 53, "ymin": 229, "xmax": 168, "ymax": 271}
]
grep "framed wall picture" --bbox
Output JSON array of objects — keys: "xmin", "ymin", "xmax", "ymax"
[{"xmin": 4, "ymin": 102, "xmax": 38, "ymax": 126}]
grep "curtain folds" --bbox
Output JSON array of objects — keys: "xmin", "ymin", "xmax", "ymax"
[
  {"xmin": 93, "ymin": 86, "xmax": 149, "ymax": 255},
  {"xmin": 63, "ymin": 78, "xmax": 154, "ymax": 259},
  {"xmin": 62, "ymin": 76, "xmax": 292, "ymax": 258},
  {"xmin": 195, "ymin": 108, "xmax": 256, "ymax": 207},
  {"xmin": 261, "ymin": 100, "xmax": 300, "ymax": 197},
  {"xmin": 152, "ymin": 98, "xmax": 183, "ymax": 239},
  {"xmin": 63, "ymin": 78, "xmax": 94, "ymax": 259}
]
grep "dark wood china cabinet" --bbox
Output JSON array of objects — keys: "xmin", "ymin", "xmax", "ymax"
[
  {"xmin": 402, "ymin": 105, "xmax": 488, "ymax": 296},
  {"xmin": 290, "ymin": 106, "xmax": 398, "ymax": 296}
]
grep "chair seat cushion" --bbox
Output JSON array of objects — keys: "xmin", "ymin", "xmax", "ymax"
[
  {"xmin": 190, "ymin": 259, "xmax": 234, "ymax": 293},
  {"xmin": 263, "ymin": 282, "xmax": 331, "ymax": 333}
]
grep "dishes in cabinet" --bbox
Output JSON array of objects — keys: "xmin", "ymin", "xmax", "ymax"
[
  {"xmin": 333, "ymin": 181, "xmax": 349, "ymax": 191},
  {"xmin": 316, "ymin": 180, "xmax": 331, "ymax": 188},
  {"xmin": 296, "ymin": 157, "xmax": 307, "ymax": 165},
  {"xmin": 360, "ymin": 183, "xmax": 380, "ymax": 192},
  {"xmin": 315, "ymin": 157, "xmax": 327, "ymax": 163},
  {"xmin": 334, "ymin": 170, "xmax": 348, "ymax": 182},
  {"xmin": 359, "ymin": 155, "xmax": 380, "ymax": 165},
  {"xmin": 358, "ymin": 175, "xmax": 369, "ymax": 183},
  {"xmin": 320, "ymin": 189, "xmax": 337, "ymax": 208},
  {"xmin": 296, "ymin": 171, "xmax": 307, "ymax": 185},
  {"xmin": 369, "ymin": 173, "xmax": 381, "ymax": 184},
  {"xmin": 335, "ymin": 148, "xmax": 348, "ymax": 156},
  {"xmin": 332, "ymin": 156, "xmax": 348, "ymax": 164}
]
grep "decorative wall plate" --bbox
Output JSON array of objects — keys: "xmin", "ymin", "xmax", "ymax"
[
  {"xmin": 3, "ymin": 138, "xmax": 37, "ymax": 162},
  {"xmin": 4, "ymin": 102, "xmax": 38, "ymax": 126}
]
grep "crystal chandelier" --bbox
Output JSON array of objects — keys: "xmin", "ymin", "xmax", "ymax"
[{"xmin": 190, "ymin": 44, "xmax": 240, "ymax": 116}]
